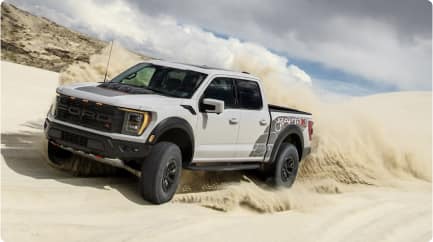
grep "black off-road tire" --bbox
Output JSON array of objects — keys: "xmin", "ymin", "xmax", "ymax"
[
  {"xmin": 47, "ymin": 141, "xmax": 119, "ymax": 176},
  {"xmin": 139, "ymin": 142, "xmax": 182, "ymax": 204},
  {"xmin": 272, "ymin": 143, "xmax": 300, "ymax": 187}
]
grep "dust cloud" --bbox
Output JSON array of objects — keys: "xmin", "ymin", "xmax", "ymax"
[
  {"xmin": 59, "ymin": 42, "xmax": 148, "ymax": 85},
  {"xmin": 58, "ymin": 43, "xmax": 432, "ymax": 213}
]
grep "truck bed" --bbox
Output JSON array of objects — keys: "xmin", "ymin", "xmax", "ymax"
[{"xmin": 268, "ymin": 104, "xmax": 312, "ymax": 115}]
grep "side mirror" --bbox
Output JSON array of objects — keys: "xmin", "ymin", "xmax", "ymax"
[{"xmin": 202, "ymin": 98, "xmax": 224, "ymax": 114}]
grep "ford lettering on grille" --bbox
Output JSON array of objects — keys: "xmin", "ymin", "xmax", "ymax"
[{"xmin": 55, "ymin": 94, "xmax": 123, "ymax": 133}]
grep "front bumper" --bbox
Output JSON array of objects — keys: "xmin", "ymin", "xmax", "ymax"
[{"xmin": 44, "ymin": 119, "xmax": 151, "ymax": 160}]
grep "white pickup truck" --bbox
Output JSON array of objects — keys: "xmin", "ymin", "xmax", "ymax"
[{"xmin": 45, "ymin": 60, "xmax": 313, "ymax": 204}]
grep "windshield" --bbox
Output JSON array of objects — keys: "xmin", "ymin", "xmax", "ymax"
[{"xmin": 109, "ymin": 63, "xmax": 207, "ymax": 98}]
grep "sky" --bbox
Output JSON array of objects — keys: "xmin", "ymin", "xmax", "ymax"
[{"xmin": 6, "ymin": 0, "xmax": 432, "ymax": 96}]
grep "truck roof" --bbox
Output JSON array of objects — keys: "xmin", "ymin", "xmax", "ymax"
[{"xmin": 146, "ymin": 59, "xmax": 260, "ymax": 80}]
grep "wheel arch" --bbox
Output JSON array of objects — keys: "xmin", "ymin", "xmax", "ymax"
[
  {"xmin": 148, "ymin": 117, "xmax": 194, "ymax": 166},
  {"xmin": 269, "ymin": 125, "xmax": 304, "ymax": 163}
]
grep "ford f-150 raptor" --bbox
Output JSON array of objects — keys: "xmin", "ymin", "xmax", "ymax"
[{"xmin": 45, "ymin": 60, "xmax": 313, "ymax": 204}]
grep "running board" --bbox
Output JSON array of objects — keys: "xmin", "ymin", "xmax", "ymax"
[{"xmin": 185, "ymin": 162, "xmax": 261, "ymax": 171}]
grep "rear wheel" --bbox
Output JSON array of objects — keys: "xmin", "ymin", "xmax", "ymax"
[
  {"xmin": 47, "ymin": 141, "xmax": 119, "ymax": 176},
  {"xmin": 139, "ymin": 142, "xmax": 182, "ymax": 204},
  {"xmin": 271, "ymin": 143, "xmax": 299, "ymax": 187}
]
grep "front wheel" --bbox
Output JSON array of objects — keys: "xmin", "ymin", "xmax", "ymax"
[
  {"xmin": 272, "ymin": 143, "xmax": 299, "ymax": 187},
  {"xmin": 139, "ymin": 142, "xmax": 182, "ymax": 204}
]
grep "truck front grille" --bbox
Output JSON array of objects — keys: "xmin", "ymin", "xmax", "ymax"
[{"xmin": 55, "ymin": 94, "xmax": 124, "ymax": 133}]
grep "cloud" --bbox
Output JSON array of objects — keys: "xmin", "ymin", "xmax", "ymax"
[
  {"xmin": 7, "ymin": 0, "xmax": 431, "ymax": 92},
  {"xmin": 123, "ymin": 0, "xmax": 432, "ymax": 90},
  {"xmin": 7, "ymin": 0, "xmax": 312, "ymax": 88}
]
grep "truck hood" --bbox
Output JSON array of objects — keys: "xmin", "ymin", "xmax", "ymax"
[{"xmin": 57, "ymin": 82, "xmax": 188, "ymax": 111}]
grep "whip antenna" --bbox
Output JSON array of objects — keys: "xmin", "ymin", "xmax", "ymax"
[{"xmin": 103, "ymin": 40, "xmax": 114, "ymax": 82}]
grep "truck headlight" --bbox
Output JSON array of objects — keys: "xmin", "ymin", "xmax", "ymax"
[{"xmin": 120, "ymin": 109, "xmax": 151, "ymax": 136}]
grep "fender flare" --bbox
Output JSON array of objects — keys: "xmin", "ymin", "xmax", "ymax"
[
  {"xmin": 148, "ymin": 117, "xmax": 195, "ymax": 163},
  {"xmin": 148, "ymin": 117, "xmax": 194, "ymax": 144},
  {"xmin": 269, "ymin": 124, "xmax": 304, "ymax": 163}
]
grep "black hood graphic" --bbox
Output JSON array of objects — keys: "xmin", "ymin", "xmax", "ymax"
[{"xmin": 77, "ymin": 83, "xmax": 154, "ymax": 96}]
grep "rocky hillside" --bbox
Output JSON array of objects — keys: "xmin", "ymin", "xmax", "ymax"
[{"xmin": 1, "ymin": 3, "xmax": 107, "ymax": 72}]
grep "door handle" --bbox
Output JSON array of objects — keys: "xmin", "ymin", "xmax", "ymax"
[
  {"xmin": 259, "ymin": 119, "xmax": 268, "ymax": 126},
  {"xmin": 229, "ymin": 118, "xmax": 239, "ymax": 125}
]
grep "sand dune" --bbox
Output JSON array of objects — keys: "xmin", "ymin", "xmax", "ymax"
[
  {"xmin": 1, "ymin": 3, "xmax": 431, "ymax": 241},
  {"xmin": 1, "ymin": 60, "xmax": 431, "ymax": 241},
  {"xmin": 1, "ymin": 3, "xmax": 106, "ymax": 72}
]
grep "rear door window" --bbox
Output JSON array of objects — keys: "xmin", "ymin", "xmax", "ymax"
[{"xmin": 235, "ymin": 79, "xmax": 262, "ymax": 110}]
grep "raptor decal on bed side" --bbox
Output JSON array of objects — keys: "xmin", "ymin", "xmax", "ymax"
[{"xmin": 249, "ymin": 116, "xmax": 307, "ymax": 159}]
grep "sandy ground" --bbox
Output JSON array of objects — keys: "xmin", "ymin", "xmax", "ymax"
[{"xmin": 1, "ymin": 61, "xmax": 432, "ymax": 242}]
